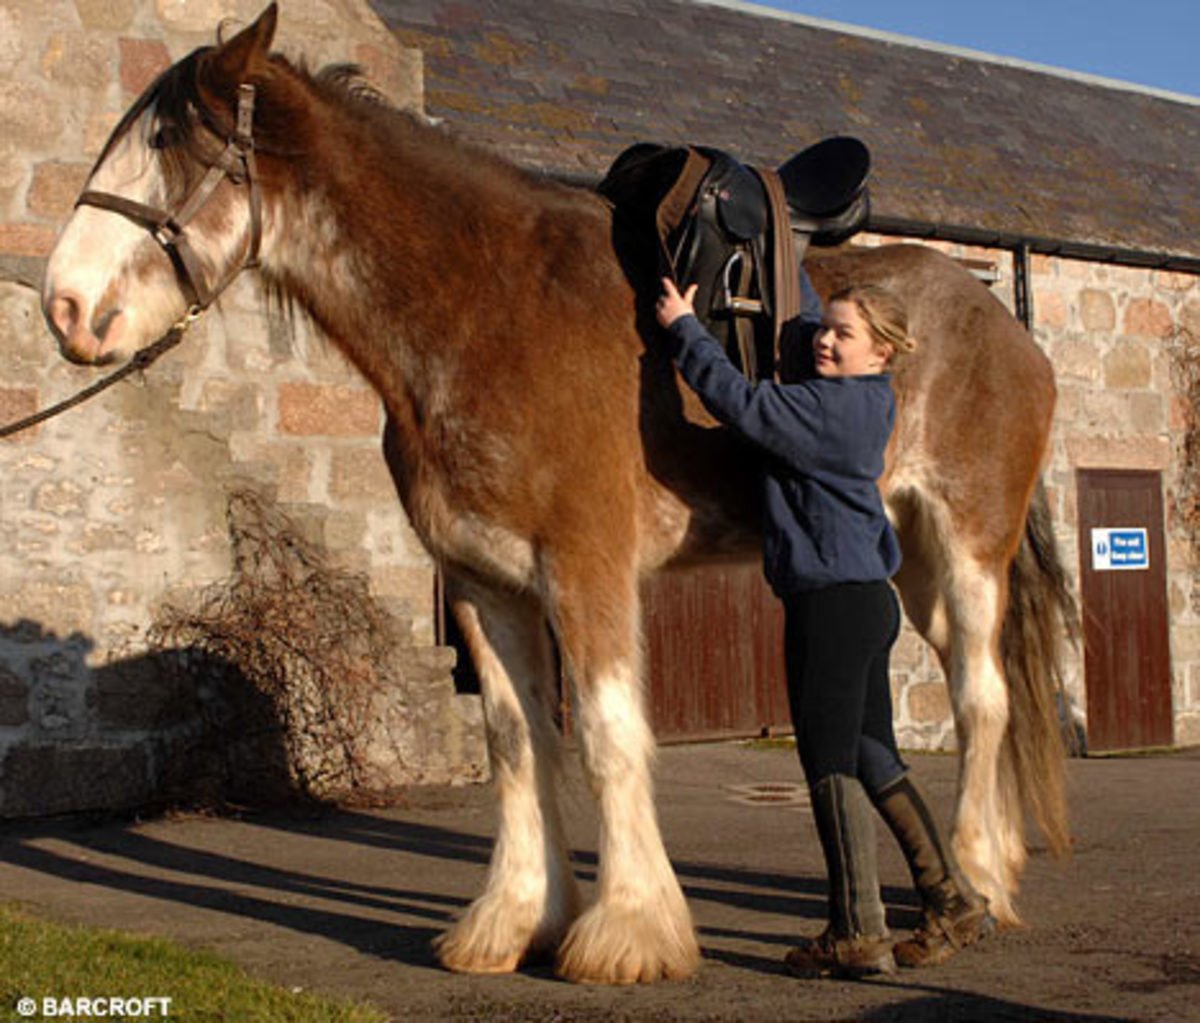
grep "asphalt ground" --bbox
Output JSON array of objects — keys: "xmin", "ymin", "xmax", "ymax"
[{"xmin": 1, "ymin": 741, "xmax": 1197, "ymax": 1022}]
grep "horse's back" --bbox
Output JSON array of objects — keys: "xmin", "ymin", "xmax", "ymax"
[{"xmin": 807, "ymin": 244, "xmax": 1055, "ymax": 562}]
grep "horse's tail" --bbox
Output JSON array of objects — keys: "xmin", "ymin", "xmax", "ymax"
[{"xmin": 1000, "ymin": 478, "xmax": 1078, "ymax": 858}]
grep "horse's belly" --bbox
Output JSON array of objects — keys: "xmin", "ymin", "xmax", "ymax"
[{"xmin": 637, "ymin": 475, "xmax": 761, "ymax": 572}]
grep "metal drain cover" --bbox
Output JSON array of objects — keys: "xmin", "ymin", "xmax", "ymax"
[{"xmin": 724, "ymin": 782, "xmax": 810, "ymax": 808}]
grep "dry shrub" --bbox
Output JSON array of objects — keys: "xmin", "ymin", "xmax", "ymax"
[
  {"xmin": 1166, "ymin": 324, "xmax": 1200, "ymax": 615},
  {"xmin": 1168, "ymin": 329, "xmax": 1200, "ymax": 534},
  {"xmin": 149, "ymin": 488, "xmax": 407, "ymax": 802}
]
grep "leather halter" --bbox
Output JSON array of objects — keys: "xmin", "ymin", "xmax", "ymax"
[{"xmin": 75, "ymin": 83, "xmax": 263, "ymax": 314}]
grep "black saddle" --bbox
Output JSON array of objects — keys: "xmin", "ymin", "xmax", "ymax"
[
  {"xmin": 599, "ymin": 136, "xmax": 870, "ymax": 381},
  {"xmin": 778, "ymin": 136, "xmax": 871, "ymax": 246}
]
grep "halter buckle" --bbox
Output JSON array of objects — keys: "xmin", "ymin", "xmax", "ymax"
[{"xmin": 235, "ymin": 84, "xmax": 257, "ymax": 147}]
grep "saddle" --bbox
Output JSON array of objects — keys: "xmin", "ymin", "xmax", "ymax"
[{"xmin": 598, "ymin": 136, "xmax": 870, "ymax": 381}]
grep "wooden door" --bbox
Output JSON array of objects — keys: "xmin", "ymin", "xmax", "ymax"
[
  {"xmin": 641, "ymin": 561, "xmax": 790, "ymax": 742},
  {"xmin": 1075, "ymin": 469, "xmax": 1173, "ymax": 751}
]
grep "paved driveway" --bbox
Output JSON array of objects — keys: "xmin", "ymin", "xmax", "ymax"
[{"xmin": 2, "ymin": 742, "xmax": 1197, "ymax": 1021}]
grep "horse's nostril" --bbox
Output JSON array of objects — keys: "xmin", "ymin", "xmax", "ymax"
[
  {"xmin": 94, "ymin": 306, "xmax": 122, "ymax": 341},
  {"xmin": 47, "ymin": 292, "xmax": 83, "ymax": 341}
]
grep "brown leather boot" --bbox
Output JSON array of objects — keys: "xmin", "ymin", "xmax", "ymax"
[
  {"xmin": 872, "ymin": 773, "xmax": 996, "ymax": 968},
  {"xmin": 893, "ymin": 884, "xmax": 996, "ymax": 967},
  {"xmin": 784, "ymin": 928, "xmax": 896, "ymax": 978},
  {"xmin": 784, "ymin": 775, "xmax": 896, "ymax": 979}
]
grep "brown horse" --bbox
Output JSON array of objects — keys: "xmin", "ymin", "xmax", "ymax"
[{"xmin": 40, "ymin": 5, "xmax": 1072, "ymax": 984}]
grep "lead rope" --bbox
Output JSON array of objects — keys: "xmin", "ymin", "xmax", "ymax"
[{"xmin": 0, "ymin": 309, "xmax": 199, "ymax": 439}]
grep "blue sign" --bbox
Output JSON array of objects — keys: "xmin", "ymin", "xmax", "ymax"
[{"xmin": 1091, "ymin": 527, "xmax": 1149, "ymax": 571}]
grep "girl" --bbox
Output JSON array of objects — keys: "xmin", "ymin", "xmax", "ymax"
[{"xmin": 655, "ymin": 278, "xmax": 993, "ymax": 978}]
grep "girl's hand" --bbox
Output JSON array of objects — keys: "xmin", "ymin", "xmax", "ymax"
[{"xmin": 656, "ymin": 277, "xmax": 698, "ymax": 329}]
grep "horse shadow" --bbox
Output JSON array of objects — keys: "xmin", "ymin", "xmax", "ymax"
[
  {"xmin": 858, "ymin": 985, "xmax": 1130, "ymax": 1023},
  {"xmin": 3, "ymin": 616, "xmax": 919, "ymax": 985},
  {"xmin": 0, "ymin": 809, "xmax": 494, "ymax": 970},
  {"xmin": 0, "ymin": 812, "xmax": 1131, "ymax": 1020},
  {"xmin": 0, "ymin": 797, "xmax": 913, "ymax": 976}
]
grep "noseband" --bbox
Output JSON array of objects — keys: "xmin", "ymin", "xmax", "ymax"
[{"xmin": 75, "ymin": 83, "xmax": 263, "ymax": 314}]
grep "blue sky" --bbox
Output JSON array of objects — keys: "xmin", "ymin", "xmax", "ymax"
[{"xmin": 748, "ymin": 0, "xmax": 1200, "ymax": 98}]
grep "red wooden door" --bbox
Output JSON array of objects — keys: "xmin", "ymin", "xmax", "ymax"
[
  {"xmin": 1075, "ymin": 469, "xmax": 1173, "ymax": 751},
  {"xmin": 641, "ymin": 562, "xmax": 790, "ymax": 742}
]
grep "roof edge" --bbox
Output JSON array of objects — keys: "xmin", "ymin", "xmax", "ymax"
[{"xmin": 697, "ymin": 0, "xmax": 1200, "ymax": 108}]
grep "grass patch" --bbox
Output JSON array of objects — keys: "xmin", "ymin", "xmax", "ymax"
[
  {"xmin": 740, "ymin": 736, "xmax": 796, "ymax": 751},
  {"xmin": 0, "ymin": 903, "xmax": 388, "ymax": 1022},
  {"xmin": 1083, "ymin": 744, "xmax": 1190, "ymax": 759}
]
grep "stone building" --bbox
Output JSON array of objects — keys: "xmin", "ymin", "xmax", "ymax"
[
  {"xmin": 374, "ymin": 0, "xmax": 1200, "ymax": 752},
  {"xmin": 0, "ymin": 0, "xmax": 486, "ymax": 816},
  {"xmin": 2, "ymin": 0, "xmax": 1198, "ymax": 816}
]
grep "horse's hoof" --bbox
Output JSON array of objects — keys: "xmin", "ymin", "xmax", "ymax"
[
  {"xmin": 434, "ymin": 897, "xmax": 576, "ymax": 976},
  {"xmin": 554, "ymin": 904, "xmax": 701, "ymax": 984},
  {"xmin": 433, "ymin": 929, "xmax": 522, "ymax": 975}
]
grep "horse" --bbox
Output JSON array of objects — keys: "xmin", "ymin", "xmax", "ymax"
[{"xmin": 40, "ymin": 5, "xmax": 1073, "ymax": 984}]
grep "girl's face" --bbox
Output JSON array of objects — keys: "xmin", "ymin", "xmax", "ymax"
[{"xmin": 812, "ymin": 299, "xmax": 892, "ymax": 378}]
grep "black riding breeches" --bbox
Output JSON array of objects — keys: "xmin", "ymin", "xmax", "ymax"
[{"xmin": 783, "ymin": 580, "xmax": 906, "ymax": 796}]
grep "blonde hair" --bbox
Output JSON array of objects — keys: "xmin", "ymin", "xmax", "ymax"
[{"xmin": 829, "ymin": 284, "xmax": 917, "ymax": 360}]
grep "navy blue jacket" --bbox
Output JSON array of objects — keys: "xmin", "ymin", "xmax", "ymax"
[{"xmin": 666, "ymin": 313, "xmax": 901, "ymax": 595}]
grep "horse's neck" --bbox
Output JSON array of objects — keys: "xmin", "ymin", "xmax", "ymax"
[{"xmin": 264, "ymin": 112, "xmax": 499, "ymax": 386}]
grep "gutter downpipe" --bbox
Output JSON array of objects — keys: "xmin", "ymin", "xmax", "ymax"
[{"xmin": 1014, "ymin": 242, "xmax": 1033, "ymax": 332}]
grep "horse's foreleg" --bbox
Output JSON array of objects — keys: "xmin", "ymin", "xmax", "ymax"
[
  {"xmin": 434, "ymin": 581, "xmax": 580, "ymax": 973},
  {"xmin": 551, "ymin": 572, "xmax": 699, "ymax": 984},
  {"xmin": 940, "ymin": 559, "xmax": 1026, "ymax": 926}
]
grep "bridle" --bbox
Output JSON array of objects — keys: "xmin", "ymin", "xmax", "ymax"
[
  {"xmin": 0, "ymin": 84, "xmax": 262, "ymax": 439},
  {"xmin": 75, "ymin": 83, "xmax": 263, "ymax": 315}
]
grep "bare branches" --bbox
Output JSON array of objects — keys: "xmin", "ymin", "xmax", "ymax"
[
  {"xmin": 149, "ymin": 488, "xmax": 408, "ymax": 801},
  {"xmin": 1167, "ymin": 327, "xmax": 1200, "ymax": 538}
]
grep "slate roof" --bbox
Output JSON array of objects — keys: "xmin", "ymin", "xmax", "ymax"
[{"xmin": 368, "ymin": 0, "xmax": 1200, "ymax": 266}]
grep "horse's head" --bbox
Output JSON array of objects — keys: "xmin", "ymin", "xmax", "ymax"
[{"xmin": 42, "ymin": 4, "xmax": 279, "ymax": 365}]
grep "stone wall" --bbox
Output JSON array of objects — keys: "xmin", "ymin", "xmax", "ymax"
[
  {"xmin": 1034, "ymin": 255, "xmax": 1200, "ymax": 748},
  {"xmin": 867, "ymin": 235, "xmax": 1200, "ymax": 751},
  {"xmin": 0, "ymin": 0, "xmax": 486, "ymax": 817},
  {"xmin": 2, "ymin": 1, "xmax": 1195, "ymax": 817}
]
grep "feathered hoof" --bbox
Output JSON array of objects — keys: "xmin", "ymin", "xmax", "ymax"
[
  {"xmin": 988, "ymin": 896, "xmax": 1021, "ymax": 930},
  {"xmin": 434, "ymin": 899, "xmax": 570, "ymax": 975},
  {"xmin": 955, "ymin": 847, "xmax": 1021, "ymax": 930},
  {"xmin": 963, "ymin": 873, "xmax": 1020, "ymax": 930},
  {"xmin": 554, "ymin": 902, "xmax": 701, "ymax": 985},
  {"xmin": 434, "ymin": 924, "xmax": 522, "ymax": 975}
]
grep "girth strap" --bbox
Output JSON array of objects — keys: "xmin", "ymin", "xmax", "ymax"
[{"xmin": 759, "ymin": 167, "xmax": 802, "ymax": 377}]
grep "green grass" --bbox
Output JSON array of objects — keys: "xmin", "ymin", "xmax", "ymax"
[
  {"xmin": 0, "ymin": 904, "xmax": 389, "ymax": 1022},
  {"xmin": 740, "ymin": 736, "xmax": 796, "ymax": 751}
]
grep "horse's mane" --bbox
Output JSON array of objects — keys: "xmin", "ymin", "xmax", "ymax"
[{"xmin": 100, "ymin": 43, "xmax": 588, "ymax": 220}]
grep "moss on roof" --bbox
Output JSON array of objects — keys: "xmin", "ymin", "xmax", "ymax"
[{"xmin": 371, "ymin": 0, "xmax": 1200, "ymax": 262}]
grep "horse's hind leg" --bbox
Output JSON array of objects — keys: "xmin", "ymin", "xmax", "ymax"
[
  {"xmin": 549, "ymin": 556, "xmax": 700, "ymax": 984},
  {"xmin": 434, "ymin": 579, "xmax": 581, "ymax": 973},
  {"xmin": 892, "ymin": 498, "xmax": 1024, "ymax": 926},
  {"xmin": 940, "ymin": 559, "xmax": 1025, "ymax": 925}
]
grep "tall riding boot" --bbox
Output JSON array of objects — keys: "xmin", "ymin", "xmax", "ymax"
[
  {"xmin": 784, "ymin": 774, "xmax": 896, "ymax": 979},
  {"xmin": 872, "ymin": 773, "xmax": 996, "ymax": 967}
]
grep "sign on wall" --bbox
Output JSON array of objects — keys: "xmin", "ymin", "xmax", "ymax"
[{"xmin": 1090, "ymin": 527, "xmax": 1149, "ymax": 571}]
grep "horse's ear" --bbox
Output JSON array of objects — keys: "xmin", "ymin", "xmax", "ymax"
[{"xmin": 209, "ymin": 3, "xmax": 278, "ymax": 82}]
